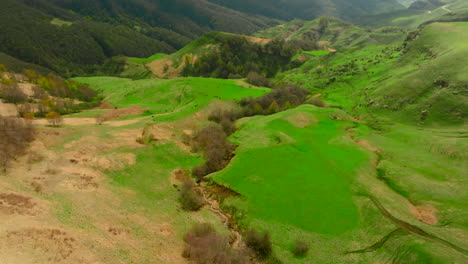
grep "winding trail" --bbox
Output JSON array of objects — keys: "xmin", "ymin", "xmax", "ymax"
[
  {"xmin": 368, "ymin": 195, "xmax": 468, "ymax": 255},
  {"xmin": 346, "ymin": 228, "xmax": 410, "ymax": 254},
  {"xmin": 441, "ymin": 5, "xmax": 452, "ymax": 12}
]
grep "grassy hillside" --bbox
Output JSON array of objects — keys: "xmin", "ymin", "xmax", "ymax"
[
  {"xmin": 73, "ymin": 76, "xmax": 269, "ymax": 121},
  {"xmin": 255, "ymin": 17, "xmax": 407, "ymax": 49},
  {"xmin": 355, "ymin": 0, "xmax": 468, "ymax": 28},
  {"xmin": 213, "ymin": 106, "xmax": 368, "ymax": 235},
  {"xmin": 209, "ymin": 104, "xmax": 467, "ymax": 263},
  {"xmin": 276, "ymin": 21, "xmax": 467, "ymax": 126},
  {"xmin": 208, "ymin": 0, "xmax": 404, "ymax": 20}
]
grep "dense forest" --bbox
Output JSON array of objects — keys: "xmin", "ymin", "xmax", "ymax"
[{"xmin": 0, "ymin": 0, "xmax": 404, "ymax": 76}]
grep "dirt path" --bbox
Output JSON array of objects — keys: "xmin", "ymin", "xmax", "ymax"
[
  {"xmin": 33, "ymin": 117, "xmax": 143, "ymax": 127},
  {"xmin": 368, "ymin": 195, "xmax": 468, "ymax": 255},
  {"xmin": 346, "ymin": 228, "xmax": 410, "ymax": 253},
  {"xmin": 441, "ymin": 5, "xmax": 452, "ymax": 12}
]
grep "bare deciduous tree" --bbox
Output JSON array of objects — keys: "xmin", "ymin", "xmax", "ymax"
[
  {"xmin": 0, "ymin": 116, "xmax": 34, "ymax": 172},
  {"xmin": 183, "ymin": 223, "xmax": 247, "ymax": 264},
  {"xmin": 45, "ymin": 111, "xmax": 63, "ymax": 127}
]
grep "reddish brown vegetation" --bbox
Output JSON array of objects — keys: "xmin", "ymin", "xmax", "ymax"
[
  {"xmin": 183, "ymin": 223, "xmax": 247, "ymax": 264},
  {"xmin": 0, "ymin": 117, "xmax": 34, "ymax": 171},
  {"xmin": 0, "ymin": 83, "xmax": 28, "ymax": 103},
  {"xmin": 191, "ymin": 126, "xmax": 235, "ymax": 180},
  {"xmin": 245, "ymin": 229, "xmax": 272, "ymax": 259},
  {"xmin": 240, "ymin": 85, "xmax": 309, "ymax": 116},
  {"xmin": 179, "ymin": 180, "xmax": 205, "ymax": 211},
  {"xmin": 246, "ymin": 71, "xmax": 271, "ymax": 87}
]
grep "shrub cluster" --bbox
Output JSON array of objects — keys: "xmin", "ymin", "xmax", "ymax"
[
  {"xmin": 183, "ymin": 223, "xmax": 247, "ymax": 264},
  {"xmin": 0, "ymin": 117, "xmax": 34, "ymax": 172},
  {"xmin": 240, "ymin": 85, "xmax": 309, "ymax": 116},
  {"xmin": 208, "ymin": 109, "xmax": 238, "ymax": 135},
  {"xmin": 24, "ymin": 70, "xmax": 99, "ymax": 102},
  {"xmin": 0, "ymin": 69, "xmax": 101, "ymax": 117},
  {"xmin": 0, "ymin": 83, "xmax": 28, "ymax": 104},
  {"xmin": 245, "ymin": 229, "xmax": 272, "ymax": 259},
  {"xmin": 292, "ymin": 238, "xmax": 309, "ymax": 257},
  {"xmin": 191, "ymin": 126, "xmax": 236, "ymax": 181},
  {"xmin": 246, "ymin": 72, "xmax": 271, "ymax": 87},
  {"xmin": 45, "ymin": 111, "xmax": 63, "ymax": 127},
  {"xmin": 179, "ymin": 180, "xmax": 205, "ymax": 211}
]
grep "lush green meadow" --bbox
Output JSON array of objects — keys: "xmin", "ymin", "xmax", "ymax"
[
  {"xmin": 127, "ymin": 53, "xmax": 167, "ymax": 64},
  {"xmin": 206, "ymin": 104, "xmax": 467, "ymax": 263},
  {"xmin": 210, "ymin": 106, "xmax": 378, "ymax": 262},
  {"xmin": 277, "ymin": 22, "xmax": 468, "ymax": 126},
  {"xmin": 73, "ymin": 76, "xmax": 268, "ymax": 121},
  {"xmin": 212, "ymin": 106, "xmax": 369, "ymax": 235}
]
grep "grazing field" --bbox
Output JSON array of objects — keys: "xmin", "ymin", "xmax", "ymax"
[
  {"xmin": 127, "ymin": 53, "xmax": 167, "ymax": 64},
  {"xmin": 212, "ymin": 106, "xmax": 369, "ymax": 235},
  {"xmin": 73, "ymin": 77, "xmax": 269, "ymax": 121},
  {"xmin": 277, "ymin": 22, "xmax": 468, "ymax": 126},
  {"xmin": 210, "ymin": 106, "xmax": 377, "ymax": 262},
  {"xmin": 208, "ymin": 104, "xmax": 467, "ymax": 263}
]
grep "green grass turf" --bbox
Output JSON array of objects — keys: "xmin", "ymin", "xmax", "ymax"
[
  {"xmin": 73, "ymin": 76, "xmax": 269, "ymax": 121},
  {"xmin": 209, "ymin": 105, "xmax": 382, "ymax": 262},
  {"xmin": 213, "ymin": 105, "xmax": 368, "ymax": 235},
  {"xmin": 303, "ymin": 50, "xmax": 331, "ymax": 56},
  {"xmin": 127, "ymin": 53, "xmax": 167, "ymax": 64}
]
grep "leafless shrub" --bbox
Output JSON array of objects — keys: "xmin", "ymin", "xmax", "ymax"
[
  {"xmin": 45, "ymin": 111, "xmax": 63, "ymax": 127},
  {"xmin": 0, "ymin": 83, "xmax": 28, "ymax": 104},
  {"xmin": 95, "ymin": 114, "xmax": 105, "ymax": 125},
  {"xmin": 191, "ymin": 126, "xmax": 235, "ymax": 181},
  {"xmin": 245, "ymin": 229, "xmax": 272, "ymax": 259},
  {"xmin": 0, "ymin": 117, "xmax": 34, "ymax": 172},
  {"xmin": 292, "ymin": 238, "xmax": 309, "ymax": 257},
  {"xmin": 246, "ymin": 72, "xmax": 271, "ymax": 87},
  {"xmin": 183, "ymin": 223, "xmax": 247, "ymax": 264},
  {"xmin": 240, "ymin": 85, "xmax": 309, "ymax": 116},
  {"xmin": 179, "ymin": 180, "xmax": 204, "ymax": 211},
  {"xmin": 32, "ymin": 86, "xmax": 48, "ymax": 100}
]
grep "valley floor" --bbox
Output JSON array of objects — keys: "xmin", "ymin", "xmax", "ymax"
[{"xmin": 2, "ymin": 79, "xmax": 466, "ymax": 263}]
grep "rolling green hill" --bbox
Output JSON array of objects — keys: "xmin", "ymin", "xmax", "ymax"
[
  {"xmin": 276, "ymin": 21, "xmax": 467, "ymax": 126},
  {"xmin": 355, "ymin": 0, "xmax": 468, "ymax": 28},
  {"xmin": 255, "ymin": 17, "xmax": 407, "ymax": 49},
  {"xmin": 73, "ymin": 76, "xmax": 269, "ymax": 121},
  {"xmin": 208, "ymin": 0, "xmax": 404, "ymax": 20},
  {"xmin": 209, "ymin": 104, "xmax": 467, "ymax": 263}
]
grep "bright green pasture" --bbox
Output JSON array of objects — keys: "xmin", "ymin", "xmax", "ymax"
[
  {"xmin": 277, "ymin": 22, "xmax": 468, "ymax": 126},
  {"xmin": 303, "ymin": 50, "xmax": 331, "ymax": 56},
  {"xmin": 213, "ymin": 106, "xmax": 368, "ymax": 235},
  {"xmin": 73, "ymin": 76, "xmax": 269, "ymax": 121},
  {"xmin": 210, "ymin": 105, "xmax": 376, "ymax": 262},
  {"xmin": 127, "ymin": 53, "xmax": 167, "ymax": 64}
]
